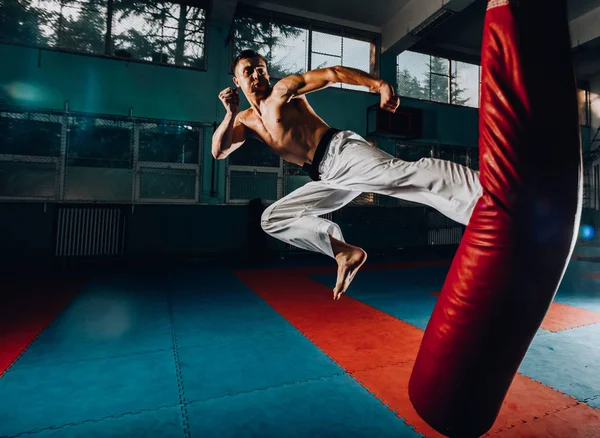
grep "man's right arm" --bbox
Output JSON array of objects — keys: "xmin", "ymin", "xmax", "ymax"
[{"xmin": 211, "ymin": 111, "xmax": 246, "ymax": 160}]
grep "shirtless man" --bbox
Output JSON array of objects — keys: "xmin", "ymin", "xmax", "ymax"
[{"xmin": 213, "ymin": 50, "xmax": 482, "ymax": 300}]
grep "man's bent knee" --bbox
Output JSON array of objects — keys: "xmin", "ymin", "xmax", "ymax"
[{"xmin": 260, "ymin": 205, "xmax": 278, "ymax": 234}]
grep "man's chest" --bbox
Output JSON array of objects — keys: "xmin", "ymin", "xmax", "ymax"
[{"xmin": 244, "ymin": 102, "xmax": 299, "ymax": 139}]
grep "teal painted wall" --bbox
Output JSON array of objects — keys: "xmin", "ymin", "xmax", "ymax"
[{"xmin": 0, "ymin": 20, "xmax": 486, "ymax": 260}]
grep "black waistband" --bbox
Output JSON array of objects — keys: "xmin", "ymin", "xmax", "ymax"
[{"xmin": 302, "ymin": 128, "xmax": 342, "ymax": 181}]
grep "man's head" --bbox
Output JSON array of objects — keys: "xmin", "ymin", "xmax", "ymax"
[{"xmin": 232, "ymin": 50, "xmax": 270, "ymax": 96}]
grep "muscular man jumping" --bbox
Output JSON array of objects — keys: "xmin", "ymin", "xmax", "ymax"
[{"xmin": 212, "ymin": 50, "xmax": 482, "ymax": 300}]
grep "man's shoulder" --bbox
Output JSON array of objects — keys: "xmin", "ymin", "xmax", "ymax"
[{"xmin": 236, "ymin": 108, "xmax": 253, "ymax": 124}]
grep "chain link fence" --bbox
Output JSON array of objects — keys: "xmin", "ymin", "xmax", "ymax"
[
  {"xmin": 225, "ymin": 137, "xmax": 282, "ymax": 203},
  {"xmin": 0, "ymin": 105, "xmax": 206, "ymax": 203},
  {"xmin": 0, "ymin": 107, "xmax": 62, "ymax": 200}
]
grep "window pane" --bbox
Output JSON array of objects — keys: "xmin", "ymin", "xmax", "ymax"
[
  {"xmin": 312, "ymin": 31, "xmax": 341, "ymax": 57},
  {"xmin": 67, "ymin": 117, "xmax": 132, "ymax": 168},
  {"xmin": 0, "ymin": 161, "xmax": 57, "ymax": 198},
  {"xmin": 65, "ymin": 116, "xmax": 132, "ymax": 201},
  {"xmin": 233, "ymin": 17, "xmax": 308, "ymax": 78},
  {"xmin": 429, "ymin": 56, "xmax": 448, "ymax": 75},
  {"xmin": 64, "ymin": 166, "xmax": 132, "ymax": 201},
  {"xmin": 227, "ymin": 137, "xmax": 280, "ymax": 167},
  {"xmin": 341, "ymin": 37, "xmax": 371, "ymax": 92},
  {"xmin": 139, "ymin": 167, "xmax": 195, "ymax": 199},
  {"xmin": 397, "ymin": 51, "xmax": 430, "ymax": 100},
  {"xmin": 454, "ymin": 148, "xmax": 468, "ymax": 166},
  {"xmin": 112, "ymin": 1, "xmax": 206, "ymax": 68},
  {"xmin": 0, "ymin": 0, "xmax": 47, "ymax": 45},
  {"xmin": 30, "ymin": 0, "xmax": 107, "ymax": 54},
  {"xmin": 270, "ymin": 25, "xmax": 308, "ymax": 78},
  {"xmin": 233, "ymin": 15, "xmax": 271, "ymax": 46},
  {"xmin": 233, "ymin": 13, "xmax": 377, "ymax": 92},
  {"xmin": 467, "ymin": 147, "xmax": 479, "ymax": 170},
  {"xmin": 229, "ymin": 171, "xmax": 278, "ymax": 201},
  {"xmin": 578, "ymin": 89, "xmax": 590, "ymax": 126},
  {"xmin": 451, "ymin": 61, "xmax": 480, "ymax": 108},
  {"xmin": 138, "ymin": 122, "xmax": 200, "ymax": 164},
  {"xmin": 311, "ymin": 53, "xmax": 342, "ymax": 88},
  {"xmin": 0, "ymin": 112, "xmax": 62, "ymax": 157},
  {"xmin": 395, "ymin": 143, "xmax": 431, "ymax": 161},
  {"xmin": 430, "ymin": 73, "xmax": 448, "ymax": 103}
]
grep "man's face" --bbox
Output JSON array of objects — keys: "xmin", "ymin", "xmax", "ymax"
[{"xmin": 233, "ymin": 56, "xmax": 270, "ymax": 96}]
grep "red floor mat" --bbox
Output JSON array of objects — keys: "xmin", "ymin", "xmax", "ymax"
[
  {"xmin": 236, "ymin": 266, "xmax": 600, "ymax": 437},
  {"xmin": 430, "ymin": 292, "xmax": 600, "ymax": 332},
  {"xmin": 0, "ymin": 276, "xmax": 83, "ymax": 377}
]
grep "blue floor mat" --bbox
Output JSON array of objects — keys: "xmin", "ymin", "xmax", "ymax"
[
  {"xmin": 0, "ymin": 350, "xmax": 179, "ymax": 437},
  {"xmin": 518, "ymin": 323, "xmax": 600, "ymax": 406},
  {"xmin": 15, "ymin": 406, "xmax": 185, "ymax": 438},
  {"xmin": 310, "ymin": 259, "xmax": 600, "ymax": 411},
  {"xmin": 179, "ymin": 330, "xmax": 343, "ymax": 403},
  {"xmin": 186, "ymin": 374, "xmax": 420, "ymax": 438},
  {"xmin": 15, "ymin": 280, "xmax": 173, "ymax": 367}
]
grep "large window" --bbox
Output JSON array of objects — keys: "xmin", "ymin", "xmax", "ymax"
[
  {"xmin": 578, "ymin": 88, "xmax": 591, "ymax": 127},
  {"xmin": 231, "ymin": 6, "xmax": 378, "ymax": 92},
  {"xmin": 397, "ymin": 51, "xmax": 481, "ymax": 108},
  {"xmin": 0, "ymin": 0, "xmax": 207, "ymax": 69},
  {"xmin": 0, "ymin": 105, "xmax": 205, "ymax": 203}
]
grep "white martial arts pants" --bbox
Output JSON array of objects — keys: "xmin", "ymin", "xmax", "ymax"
[{"xmin": 261, "ymin": 130, "xmax": 483, "ymax": 258}]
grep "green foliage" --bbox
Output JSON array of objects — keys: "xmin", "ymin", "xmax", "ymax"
[
  {"xmin": 0, "ymin": 0, "xmax": 206, "ymax": 66},
  {"xmin": 0, "ymin": 0, "xmax": 46, "ymax": 45},
  {"xmin": 397, "ymin": 55, "xmax": 471, "ymax": 106},
  {"xmin": 112, "ymin": 0, "xmax": 205, "ymax": 66},
  {"xmin": 233, "ymin": 15, "xmax": 305, "ymax": 79}
]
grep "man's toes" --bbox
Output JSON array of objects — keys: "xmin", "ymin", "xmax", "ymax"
[{"xmin": 333, "ymin": 284, "xmax": 341, "ymax": 299}]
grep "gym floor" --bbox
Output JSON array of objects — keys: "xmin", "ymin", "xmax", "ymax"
[{"xmin": 1, "ymin": 245, "xmax": 600, "ymax": 437}]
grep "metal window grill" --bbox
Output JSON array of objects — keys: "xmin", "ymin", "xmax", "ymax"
[
  {"xmin": 64, "ymin": 115, "xmax": 134, "ymax": 202},
  {"xmin": 0, "ymin": 108, "xmax": 64, "ymax": 201},
  {"xmin": 0, "ymin": 104, "xmax": 206, "ymax": 204},
  {"xmin": 226, "ymin": 137, "xmax": 282, "ymax": 204}
]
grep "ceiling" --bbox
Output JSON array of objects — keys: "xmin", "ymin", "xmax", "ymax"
[
  {"xmin": 241, "ymin": 0, "xmax": 410, "ymax": 29},
  {"xmin": 211, "ymin": 0, "xmax": 600, "ymax": 81}
]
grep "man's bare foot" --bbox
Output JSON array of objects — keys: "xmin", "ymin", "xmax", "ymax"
[{"xmin": 330, "ymin": 236, "xmax": 367, "ymax": 300}]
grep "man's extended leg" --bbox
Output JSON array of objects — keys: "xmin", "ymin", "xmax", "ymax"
[
  {"xmin": 320, "ymin": 132, "xmax": 482, "ymax": 226},
  {"xmin": 261, "ymin": 181, "xmax": 366, "ymax": 298}
]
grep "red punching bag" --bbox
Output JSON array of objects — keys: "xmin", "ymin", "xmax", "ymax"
[{"xmin": 408, "ymin": 1, "xmax": 582, "ymax": 437}]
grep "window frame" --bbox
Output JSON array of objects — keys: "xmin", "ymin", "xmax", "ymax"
[
  {"xmin": 396, "ymin": 50, "xmax": 482, "ymax": 109},
  {"xmin": 230, "ymin": 5, "xmax": 380, "ymax": 86},
  {"xmin": 0, "ymin": 0, "xmax": 210, "ymax": 71},
  {"xmin": 0, "ymin": 105, "xmax": 206, "ymax": 204}
]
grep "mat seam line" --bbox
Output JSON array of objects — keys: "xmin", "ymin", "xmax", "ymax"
[
  {"xmin": 11, "ymin": 328, "xmax": 296, "ymax": 370},
  {"xmin": 168, "ymin": 289, "xmax": 191, "ymax": 438},
  {"xmin": 237, "ymin": 292, "xmax": 423, "ymax": 436},
  {"xmin": 0, "ymin": 404, "xmax": 179, "ymax": 437}
]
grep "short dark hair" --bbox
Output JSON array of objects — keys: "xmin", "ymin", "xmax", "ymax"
[{"xmin": 233, "ymin": 49, "xmax": 267, "ymax": 73}]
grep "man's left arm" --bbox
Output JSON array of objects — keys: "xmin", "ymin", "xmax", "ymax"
[{"xmin": 273, "ymin": 66, "xmax": 400, "ymax": 112}]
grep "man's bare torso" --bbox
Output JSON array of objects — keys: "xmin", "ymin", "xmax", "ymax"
[{"xmin": 237, "ymin": 93, "xmax": 332, "ymax": 167}]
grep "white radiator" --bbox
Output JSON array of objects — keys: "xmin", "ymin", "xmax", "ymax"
[
  {"xmin": 56, "ymin": 207, "xmax": 124, "ymax": 257},
  {"xmin": 428, "ymin": 227, "xmax": 463, "ymax": 245}
]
